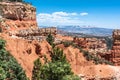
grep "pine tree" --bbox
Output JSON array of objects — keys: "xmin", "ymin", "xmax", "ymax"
[
  {"xmin": 0, "ymin": 39, "xmax": 28, "ymax": 80},
  {"xmin": 46, "ymin": 33, "xmax": 54, "ymax": 46},
  {"xmin": 32, "ymin": 47, "xmax": 81, "ymax": 80},
  {"xmin": 32, "ymin": 58, "xmax": 42, "ymax": 80},
  {"xmin": 51, "ymin": 47, "xmax": 66, "ymax": 62}
]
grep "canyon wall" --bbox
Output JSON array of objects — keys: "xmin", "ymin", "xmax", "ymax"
[
  {"xmin": 0, "ymin": 2, "xmax": 36, "ymax": 20},
  {"xmin": 111, "ymin": 30, "xmax": 120, "ymax": 65},
  {"xmin": 7, "ymin": 27, "xmax": 57, "ymax": 41},
  {"xmin": 73, "ymin": 37, "xmax": 108, "ymax": 55}
]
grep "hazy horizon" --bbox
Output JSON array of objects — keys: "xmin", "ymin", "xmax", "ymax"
[{"xmin": 25, "ymin": 0, "xmax": 120, "ymax": 29}]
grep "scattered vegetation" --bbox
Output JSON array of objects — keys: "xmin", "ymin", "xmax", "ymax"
[
  {"xmin": 104, "ymin": 37, "xmax": 113, "ymax": 49},
  {"xmin": 46, "ymin": 33, "xmax": 55, "ymax": 47},
  {"xmin": 62, "ymin": 75, "xmax": 80, "ymax": 80},
  {"xmin": 62, "ymin": 41, "xmax": 73, "ymax": 47},
  {"xmin": 32, "ymin": 41, "xmax": 80, "ymax": 80},
  {"xmin": 0, "ymin": 39, "xmax": 28, "ymax": 80},
  {"xmin": 32, "ymin": 58, "xmax": 42, "ymax": 80},
  {"xmin": 61, "ymin": 41, "xmax": 113, "ymax": 65},
  {"xmin": 81, "ymin": 49, "xmax": 113, "ymax": 65},
  {"xmin": 61, "ymin": 41, "xmax": 77, "ymax": 48}
]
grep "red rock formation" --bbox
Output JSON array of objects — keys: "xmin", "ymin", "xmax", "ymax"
[
  {"xmin": 0, "ymin": 2, "xmax": 37, "ymax": 32},
  {"xmin": 1, "ymin": 33, "xmax": 120, "ymax": 79},
  {"xmin": 0, "ymin": 2, "xmax": 36, "ymax": 21},
  {"xmin": 0, "ymin": 33, "xmax": 52, "ymax": 79},
  {"xmin": 110, "ymin": 29, "xmax": 120, "ymax": 65},
  {"xmin": 73, "ymin": 37, "xmax": 107, "ymax": 55},
  {"xmin": 1, "ymin": 2, "xmax": 120, "ymax": 80},
  {"xmin": 57, "ymin": 44, "xmax": 119, "ymax": 80}
]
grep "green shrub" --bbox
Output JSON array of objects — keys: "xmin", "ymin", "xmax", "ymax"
[
  {"xmin": 32, "ymin": 58, "xmax": 41, "ymax": 80},
  {"xmin": 0, "ymin": 39, "xmax": 28, "ymax": 80},
  {"xmin": 32, "ymin": 47, "xmax": 80, "ymax": 80},
  {"xmin": 51, "ymin": 47, "xmax": 66, "ymax": 62},
  {"xmin": 104, "ymin": 37, "xmax": 113, "ymax": 49},
  {"xmin": 62, "ymin": 41, "xmax": 72, "ymax": 47},
  {"xmin": 0, "ymin": 67, "xmax": 6, "ymax": 80},
  {"xmin": 46, "ymin": 33, "xmax": 55, "ymax": 47},
  {"xmin": 61, "ymin": 41, "xmax": 114, "ymax": 65},
  {"xmin": 62, "ymin": 75, "xmax": 80, "ymax": 80},
  {"xmin": 40, "ymin": 61, "xmax": 73, "ymax": 80}
]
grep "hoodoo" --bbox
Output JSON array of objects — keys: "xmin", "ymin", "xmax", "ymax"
[{"xmin": 111, "ymin": 29, "xmax": 120, "ymax": 65}]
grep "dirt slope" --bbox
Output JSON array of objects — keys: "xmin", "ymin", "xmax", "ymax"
[{"xmin": 0, "ymin": 33, "xmax": 51, "ymax": 79}]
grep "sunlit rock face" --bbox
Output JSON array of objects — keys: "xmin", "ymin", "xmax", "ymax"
[
  {"xmin": 73, "ymin": 37, "xmax": 108, "ymax": 55},
  {"xmin": 0, "ymin": 2, "xmax": 37, "ymax": 32},
  {"xmin": 111, "ymin": 29, "xmax": 120, "ymax": 65},
  {"xmin": 0, "ymin": 2, "xmax": 36, "ymax": 21}
]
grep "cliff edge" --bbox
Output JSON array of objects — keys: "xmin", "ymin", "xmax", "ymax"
[{"xmin": 0, "ymin": 2, "xmax": 37, "ymax": 31}]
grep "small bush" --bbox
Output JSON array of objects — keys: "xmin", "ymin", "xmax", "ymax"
[
  {"xmin": 62, "ymin": 75, "xmax": 80, "ymax": 80},
  {"xmin": 62, "ymin": 41, "xmax": 72, "ymax": 47},
  {"xmin": 46, "ymin": 33, "xmax": 54, "ymax": 47}
]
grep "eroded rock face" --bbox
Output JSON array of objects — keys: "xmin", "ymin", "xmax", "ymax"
[
  {"xmin": 73, "ymin": 37, "xmax": 108, "ymax": 55},
  {"xmin": 6, "ymin": 27, "xmax": 57, "ymax": 42},
  {"xmin": 57, "ymin": 44, "xmax": 119, "ymax": 80},
  {"xmin": 0, "ymin": 33, "xmax": 52, "ymax": 79},
  {"xmin": 110, "ymin": 29, "xmax": 120, "ymax": 65},
  {"xmin": 0, "ymin": 2, "xmax": 36, "ymax": 20},
  {"xmin": 0, "ymin": 2, "xmax": 37, "ymax": 31}
]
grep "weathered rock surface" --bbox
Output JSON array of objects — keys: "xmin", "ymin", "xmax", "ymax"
[
  {"xmin": 15, "ymin": 27, "xmax": 57, "ymax": 37},
  {"xmin": 0, "ymin": 2, "xmax": 36, "ymax": 20},
  {"xmin": 57, "ymin": 44, "xmax": 120, "ymax": 80},
  {"xmin": 7, "ymin": 27, "xmax": 57, "ymax": 41},
  {"xmin": 0, "ymin": 2, "xmax": 37, "ymax": 31},
  {"xmin": 73, "ymin": 37, "xmax": 108, "ymax": 55},
  {"xmin": 110, "ymin": 29, "xmax": 120, "ymax": 65}
]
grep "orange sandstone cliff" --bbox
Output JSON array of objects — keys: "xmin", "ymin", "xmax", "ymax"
[
  {"xmin": 0, "ymin": 2, "xmax": 37, "ymax": 31},
  {"xmin": 110, "ymin": 30, "xmax": 120, "ymax": 66}
]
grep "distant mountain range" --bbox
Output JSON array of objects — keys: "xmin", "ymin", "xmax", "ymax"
[
  {"xmin": 57, "ymin": 25, "xmax": 113, "ymax": 36},
  {"xmin": 40, "ymin": 25, "xmax": 113, "ymax": 36}
]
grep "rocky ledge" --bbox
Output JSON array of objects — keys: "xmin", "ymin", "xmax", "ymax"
[
  {"xmin": 0, "ymin": 2, "xmax": 37, "ymax": 31},
  {"xmin": 0, "ymin": 2, "xmax": 36, "ymax": 21}
]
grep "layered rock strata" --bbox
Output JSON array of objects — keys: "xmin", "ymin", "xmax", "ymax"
[
  {"xmin": 0, "ymin": 2, "xmax": 36, "ymax": 21},
  {"xmin": 0, "ymin": 2, "xmax": 37, "ymax": 31},
  {"xmin": 111, "ymin": 29, "xmax": 120, "ymax": 65},
  {"xmin": 8, "ymin": 27, "xmax": 57, "ymax": 41},
  {"xmin": 73, "ymin": 37, "xmax": 107, "ymax": 55}
]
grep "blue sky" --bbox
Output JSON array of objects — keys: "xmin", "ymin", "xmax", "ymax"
[{"xmin": 25, "ymin": 0, "xmax": 120, "ymax": 29}]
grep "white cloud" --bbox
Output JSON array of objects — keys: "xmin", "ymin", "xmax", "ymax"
[
  {"xmin": 52, "ymin": 12, "xmax": 69, "ymax": 16},
  {"xmin": 70, "ymin": 13, "xmax": 78, "ymax": 16},
  {"xmin": 37, "ymin": 11, "xmax": 83, "ymax": 26},
  {"xmin": 80, "ymin": 12, "xmax": 88, "ymax": 16},
  {"xmin": 52, "ymin": 12, "xmax": 78, "ymax": 16}
]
